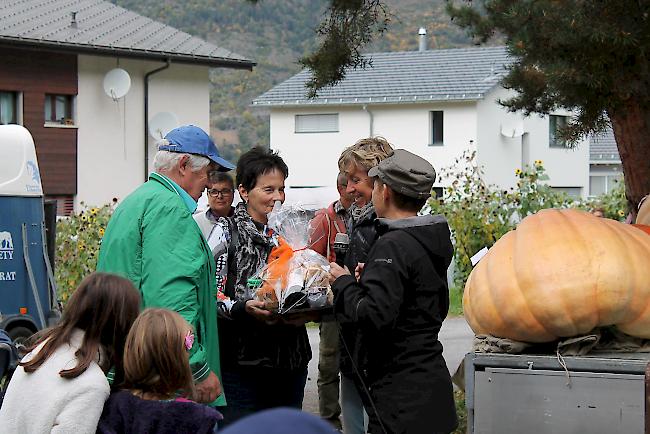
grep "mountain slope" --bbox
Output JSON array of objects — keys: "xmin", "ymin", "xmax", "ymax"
[{"xmin": 112, "ymin": 0, "xmax": 477, "ymax": 162}]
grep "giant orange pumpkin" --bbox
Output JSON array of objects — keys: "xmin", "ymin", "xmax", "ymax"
[{"xmin": 463, "ymin": 208, "xmax": 650, "ymax": 342}]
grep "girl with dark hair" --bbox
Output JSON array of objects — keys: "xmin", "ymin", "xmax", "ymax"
[
  {"xmin": 0, "ymin": 272, "xmax": 141, "ymax": 434},
  {"xmin": 218, "ymin": 147, "xmax": 311, "ymax": 426},
  {"xmin": 97, "ymin": 308, "xmax": 222, "ymax": 434}
]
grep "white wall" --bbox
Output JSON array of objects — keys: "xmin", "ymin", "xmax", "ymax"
[
  {"xmin": 270, "ymin": 101, "xmax": 478, "ymax": 189},
  {"xmin": 476, "ymin": 87, "xmax": 590, "ymax": 196},
  {"xmin": 270, "ymin": 90, "xmax": 590, "ymax": 197},
  {"xmin": 76, "ymin": 55, "xmax": 210, "ymax": 208}
]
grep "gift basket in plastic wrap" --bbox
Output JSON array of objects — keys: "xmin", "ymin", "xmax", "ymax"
[{"xmin": 248, "ymin": 202, "xmax": 334, "ymax": 315}]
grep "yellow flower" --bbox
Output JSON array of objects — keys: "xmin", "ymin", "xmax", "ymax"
[
  {"xmin": 78, "ymin": 243, "xmax": 85, "ymax": 251},
  {"xmin": 99, "ymin": 228, "xmax": 105, "ymax": 237},
  {"xmin": 81, "ymin": 215, "xmax": 88, "ymax": 222},
  {"xmin": 534, "ymin": 159, "xmax": 543, "ymax": 166},
  {"xmin": 515, "ymin": 168, "xmax": 523, "ymax": 176},
  {"xmin": 90, "ymin": 208, "xmax": 98, "ymax": 215},
  {"xmin": 618, "ymin": 210, "xmax": 625, "ymax": 217}
]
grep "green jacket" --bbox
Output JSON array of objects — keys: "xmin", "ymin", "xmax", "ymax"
[{"xmin": 97, "ymin": 173, "xmax": 225, "ymax": 406}]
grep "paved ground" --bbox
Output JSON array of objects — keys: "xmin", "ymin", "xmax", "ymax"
[{"xmin": 302, "ymin": 316, "xmax": 474, "ymax": 415}]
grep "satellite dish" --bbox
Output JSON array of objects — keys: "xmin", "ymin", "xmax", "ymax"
[
  {"xmin": 103, "ymin": 68, "xmax": 131, "ymax": 100},
  {"xmin": 149, "ymin": 112, "xmax": 179, "ymax": 139}
]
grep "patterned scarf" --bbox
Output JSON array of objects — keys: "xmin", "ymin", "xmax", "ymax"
[{"xmin": 230, "ymin": 202, "xmax": 275, "ymax": 301}]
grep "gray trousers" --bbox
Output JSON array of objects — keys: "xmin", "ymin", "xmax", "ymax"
[{"xmin": 318, "ymin": 321, "xmax": 341, "ymax": 428}]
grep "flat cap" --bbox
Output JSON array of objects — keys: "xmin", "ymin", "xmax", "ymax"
[{"xmin": 368, "ymin": 149, "xmax": 436, "ymax": 199}]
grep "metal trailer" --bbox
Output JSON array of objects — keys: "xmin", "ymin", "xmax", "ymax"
[
  {"xmin": 0, "ymin": 125, "xmax": 59, "ymax": 344},
  {"xmin": 464, "ymin": 351, "xmax": 650, "ymax": 434}
]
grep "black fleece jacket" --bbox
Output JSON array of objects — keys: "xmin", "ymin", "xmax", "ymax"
[{"xmin": 332, "ymin": 214, "xmax": 457, "ymax": 434}]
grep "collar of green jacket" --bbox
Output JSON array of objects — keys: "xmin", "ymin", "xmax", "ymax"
[{"xmin": 149, "ymin": 172, "xmax": 198, "ymax": 214}]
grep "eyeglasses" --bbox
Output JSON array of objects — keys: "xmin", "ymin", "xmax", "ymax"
[{"xmin": 207, "ymin": 188, "xmax": 234, "ymax": 198}]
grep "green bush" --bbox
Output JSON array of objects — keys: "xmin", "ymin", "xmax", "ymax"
[
  {"xmin": 55, "ymin": 202, "xmax": 114, "ymax": 304},
  {"xmin": 586, "ymin": 176, "xmax": 627, "ymax": 221}
]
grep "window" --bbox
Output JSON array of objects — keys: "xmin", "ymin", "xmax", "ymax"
[
  {"xmin": 430, "ymin": 111, "xmax": 444, "ymax": 145},
  {"xmin": 589, "ymin": 174, "xmax": 622, "ymax": 197},
  {"xmin": 0, "ymin": 91, "xmax": 17, "ymax": 125},
  {"xmin": 295, "ymin": 114, "xmax": 338, "ymax": 133},
  {"xmin": 549, "ymin": 115, "xmax": 569, "ymax": 148},
  {"xmin": 44, "ymin": 94, "xmax": 75, "ymax": 125}
]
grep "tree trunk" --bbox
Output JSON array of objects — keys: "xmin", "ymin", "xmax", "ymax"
[{"xmin": 607, "ymin": 101, "xmax": 650, "ymax": 220}]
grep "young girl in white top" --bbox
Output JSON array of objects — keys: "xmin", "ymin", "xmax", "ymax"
[
  {"xmin": 97, "ymin": 308, "xmax": 222, "ymax": 434},
  {"xmin": 0, "ymin": 272, "xmax": 141, "ymax": 434}
]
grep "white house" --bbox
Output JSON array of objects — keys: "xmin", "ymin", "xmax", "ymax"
[
  {"xmin": 253, "ymin": 45, "xmax": 590, "ymax": 202},
  {"xmin": 589, "ymin": 127, "xmax": 622, "ymax": 196},
  {"xmin": 0, "ymin": 0, "xmax": 254, "ymax": 214}
]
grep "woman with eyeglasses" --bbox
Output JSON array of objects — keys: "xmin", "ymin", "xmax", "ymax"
[
  {"xmin": 195, "ymin": 172, "xmax": 236, "ymax": 296},
  {"xmin": 216, "ymin": 147, "xmax": 311, "ymax": 427}
]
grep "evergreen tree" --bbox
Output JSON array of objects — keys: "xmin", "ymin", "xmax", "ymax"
[
  {"xmin": 294, "ymin": 0, "xmax": 650, "ymax": 213},
  {"xmin": 446, "ymin": 0, "xmax": 650, "ymax": 214}
]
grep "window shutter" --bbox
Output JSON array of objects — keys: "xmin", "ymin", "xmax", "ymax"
[{"xmin": 295, "ymin": 114, "xmax": 339, "ymax": 133}]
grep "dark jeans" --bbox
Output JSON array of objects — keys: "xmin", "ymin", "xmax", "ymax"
[{"xmin": 218, "ymin": 365, "xmax": 308, "ymax": 428}]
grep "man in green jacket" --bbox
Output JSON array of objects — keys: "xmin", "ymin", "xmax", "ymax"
[{"xmin": 97, "ymin": 125, "xmax": 234, "ymax": 407}]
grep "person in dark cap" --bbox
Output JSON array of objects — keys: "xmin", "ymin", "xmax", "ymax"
[
  {"xmin": 328, "ymin": 149, "xmax": 458, "ymax": 434},
  {"xmin": 98, "ymin": 125, "xmax": 234, "ymax": 408}
]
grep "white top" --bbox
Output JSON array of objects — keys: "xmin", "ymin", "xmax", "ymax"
[{"xmin": 0, "ymin": 329, "xmax": 110, "ymax": 434}]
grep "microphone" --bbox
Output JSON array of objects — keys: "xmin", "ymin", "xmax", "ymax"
[{"xmin": 333, "ymin": 232, "xmax": 349, "ymax": 267}]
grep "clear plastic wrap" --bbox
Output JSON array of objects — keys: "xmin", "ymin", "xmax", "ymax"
[{"xmin": 250, "ymin": 202, "xmax": 333, "ymax": 313}]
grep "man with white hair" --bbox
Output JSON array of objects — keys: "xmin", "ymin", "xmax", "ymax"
[{"xmin": 98, "ymin": 125, "xmax": 234, "ymax": 408}]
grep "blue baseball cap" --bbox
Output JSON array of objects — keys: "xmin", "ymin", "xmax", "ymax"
[{"xmin": 160, "ymin": 125, "xmax": 235, "ymax": 171}]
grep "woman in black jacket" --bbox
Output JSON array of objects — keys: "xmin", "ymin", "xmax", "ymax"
[
  {"xmin": 330, "ymin": 149, "xmax": 458, "ymax": 434},
  {"xmin": 335, "ymin": 137, "xmax": 394, "ymax": 434},
  {"xmin": 217, "ymin": 147, "xmax": 311, "ymax": 426}
]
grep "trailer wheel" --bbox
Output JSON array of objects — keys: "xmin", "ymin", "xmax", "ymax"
[{"xmin": 7, "ymin": 326, "xmax": 35, "ymax": 349}]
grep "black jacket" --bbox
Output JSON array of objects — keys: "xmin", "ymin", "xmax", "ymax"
[
  {"xmin": 333, "ymin": 214, "xmax": 457, "ymax": 434},
  {"xmin": 339, "ymin": 204, "xmax": 379, "ymax": 376}
]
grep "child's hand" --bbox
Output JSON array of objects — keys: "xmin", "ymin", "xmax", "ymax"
[
  {"xmin": 195, "ymin": 371, "xmax": 222, "ymax": 403},
  {"xmin": 328, "ymin": 262, "xmax": 351, "ymax": 283}
]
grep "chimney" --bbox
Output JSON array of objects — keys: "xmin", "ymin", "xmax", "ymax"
[
  {"xmin": 70, "ymin": 11, "xmax": 78, "ymax": 29},
  {"xmin": 418, "ymin": 27, "xmax": 427, "ymax": 52}
]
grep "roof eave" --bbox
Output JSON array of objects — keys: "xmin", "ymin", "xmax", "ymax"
[
  {"xmin": 0, "ymin": 36, "xmax": 255, "ymax": 70},
  {"xmin": 251, "ymin": 94, "xmax": 484, "ymax": 108}
]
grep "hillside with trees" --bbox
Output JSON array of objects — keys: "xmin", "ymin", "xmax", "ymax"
[{"xmin": 112, "ymin": 0, "xmax": 476, "ymax": 162}]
